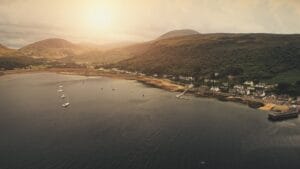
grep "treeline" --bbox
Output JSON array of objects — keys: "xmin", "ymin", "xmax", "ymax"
[
  {"xmin": 275, "ymin": 81, "xmax": 300, "ymax": 97},
  {"xmin": 47, "ymin": 61, "xmax": 86, "ymax": 68},
  {"xmin": 0, "ymin": 56, "xmax": 86, "ymax": 70},
  {"xmin": 0, "ymin": 56, "xmax": 44, "ymax": 70}
]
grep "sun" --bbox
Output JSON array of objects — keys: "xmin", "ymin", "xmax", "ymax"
[{"xmin": 86, "ymin": 8, "xmax": 113, "ymax": 31}]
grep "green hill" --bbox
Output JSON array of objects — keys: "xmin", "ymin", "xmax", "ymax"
[{"xmin": 108, "ymin": 33, "xmax": 300, "ymax": 84}]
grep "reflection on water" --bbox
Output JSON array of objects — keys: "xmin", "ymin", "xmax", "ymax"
[{"xmin": 0, "ymin": 73, "xmax": 300, "ymax": 169}]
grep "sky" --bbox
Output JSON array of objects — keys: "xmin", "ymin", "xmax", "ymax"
[{"xmin": 1, "ymin": 0, "xmax": 300, "ymax": 48}]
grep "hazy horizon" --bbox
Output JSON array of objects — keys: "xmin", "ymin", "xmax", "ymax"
[{"xmin": 1, "ymin": 0, "xmax": 300, "ymax": 48}]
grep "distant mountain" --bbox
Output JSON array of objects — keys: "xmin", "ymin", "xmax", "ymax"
[
  {"xmin": 73, "ymin": 41, "xmax": 152, "ymax": 64},
  {"xmin": 158, "ymin": 29, "xmax": 200, "ymax": 40},
  {"xmin": 0, "ymin": 44, "xmax": 15, "ymax": 56},
  {"xmin": 108, "ymin": 33, "xmax": 300, "ymax": 83},
  {"xmin": 17, "ymin": 38, "xmax": 88, "ymax": 59},
  {"xmin": 71, "ymin": 41, "xmax": 137, "ymax": 64},
  {"xmin": 14, "ymin": 39, "xmax": 136, "ymax": 62},
  {"xmin": 97, "ymin": 41, "xmax": 136, "ymax": 51}
]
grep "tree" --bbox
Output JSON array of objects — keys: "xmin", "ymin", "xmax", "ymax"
[{"xmin": 276, "ymin": 82, "xmax": 291, "ymax": 94}]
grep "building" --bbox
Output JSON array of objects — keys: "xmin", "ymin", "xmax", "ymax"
[
  {"xmin": 179, "ymin": 76, "xmax": 194, "ymax": 81},
  {"xmin": 204, "ymin": 79, "xmax": 210, "ymax": 83},
  {"xmin": 297, "ymin": 97, "xmax": 300, "ymax": 105},
  {"xmin": 138, "ymin": 73, "xmax": 146, "ymax": 76},
  {"xmin": 210, "ymin": 87, "xmax": 220, "ymax": 92},
  {"xmin": 112, "ymin": 68, "xmax": 119, "ymax": 72},
  {"xmin": 255, "ymin": 83, "xmax": 266, "ymax": 88},
  {"xmin": 247, "ymin": 86, "xmax": 255, "ymax": 91},
  {"xmin": 246, "ymin": 89, "xmax": 251, "ymax": 95},
  {"xmin": 163, "ymin": 74, "xmax": 173, "ymax": 79},
  {"xmin": 233, "ymin": 85, "xmax": 246, "ymax": 95},
  {"xmin": 244, "ymin": 81, "xmax": 254, "ymax": 86},
  {"xmin": 222, "ymin": 82, "xmax": 229, "ymax": 87},
  {"xmin": 234, "ymin": 85, "xmax": 244, "ymax": 90},
  {"xmin": 219, "ymin": 82, "xmax": 229, "ymax": 92}
]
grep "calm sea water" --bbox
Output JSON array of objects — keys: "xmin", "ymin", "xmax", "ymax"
[{"xmin": 0, "ymin": 73, "xmax": 300, "ymax": 169}]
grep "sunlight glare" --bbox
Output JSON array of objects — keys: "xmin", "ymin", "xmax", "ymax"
[{"xmin": 86, "ymin": 7, "xmax": 113, "ymax": 31}]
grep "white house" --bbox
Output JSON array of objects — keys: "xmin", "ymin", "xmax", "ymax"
[
  {"xmin": 222, "ymin": 82, "xmax": 229, "ymax": 87},
  {"xmin": 255, "ymin": 83, "xmax": 266, "ymax": 88},
  {"xmin": 210, "ymin": 87, "xmax": 220, "ymax": 92},
  {"xmin": 179, "ymin": 76, "xmax": 194, "ymax": 81},
  {"xmin": 234, "ymin": 85, "xmax": 244, "ymax": 90},
  {"xmin": 244, "ymin": 81, "xmax": 254, "ymax": 86},
  {"xmin": 204, "ymin": 79, "xmax": 210, "ymax": 83}
]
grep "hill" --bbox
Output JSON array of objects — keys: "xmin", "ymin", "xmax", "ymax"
[
  {"xmin": 73, "ymin": 41, "xmax": 152, "ymax": 64},
  {"xmin": 158, "ymin": 29, "xmax": 200, "ymax": 40},
  {"xmin": 0, "ymin": 44, "xmax": 15, "ymax": 56},
  {"xmin": 108, "ymin": 33, "xmax": 300, "ymax": 83},
  {"xmin": 17, "ymin": 38, "xmax": 88, "ymax": 59}
]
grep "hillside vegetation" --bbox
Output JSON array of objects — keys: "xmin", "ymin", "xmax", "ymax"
[
  {"xmin": 75, "ymin": 29, "xmax": 200, "ymax": 64},
  {"xmin": 0, "ymin": 56, "xmax": 44, "ymax": 70},
  {"xmin": 108, "ymin": 33, "xmax": 300, "ymax": 83}
]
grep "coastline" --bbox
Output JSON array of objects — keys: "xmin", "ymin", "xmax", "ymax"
[
  {"xmin": 1, "ymin": 68, "xmax": 276, "ymax": 112},
  {"xmin": 1, "ymin": 68, "xmax": 185, "ymax": 92}
]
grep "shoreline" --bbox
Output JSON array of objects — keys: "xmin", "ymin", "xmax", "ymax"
[
  {"xmin": 1, "ymin": 68, "xmax": 185, "ymax": 92},
  {"xmin": 1, "ymin": 68, "xmax": 283, "ymax": 112}
]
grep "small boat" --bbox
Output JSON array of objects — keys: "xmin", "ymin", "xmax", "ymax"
[
  {"xmin": 61, "ymin": 94, "xmax": 66, "ymax": 99},
  {"xmin": 59, "ymin": 85, "xmax": 63, "ymax": 88},
  {"xmin": 62, "ymin": 102, "xmax": 70, "ymax": 108},
  {"xmin": 57, "ymin": 89, "xmax": 64, "ymax": 92}
]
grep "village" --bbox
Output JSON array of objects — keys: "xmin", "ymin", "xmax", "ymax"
[{"xmin": 98, "ymin": 67, "xmax": 300, "ymax": 114}]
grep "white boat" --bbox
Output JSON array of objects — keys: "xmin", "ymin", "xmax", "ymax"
[
  {"xmin": 57, "ymin": 89, "xmax": 64, "ymax": 92},
  {"xmin": 62, "ymin": 102, "xmax": 70, "ymax": 108},
  {"xmin": 59, "ymin": 85, "xmax": 63, "ymax": 88},
  {"xmin": 61, "ymin": 94, "xmax": 66, "ymax": 99}
]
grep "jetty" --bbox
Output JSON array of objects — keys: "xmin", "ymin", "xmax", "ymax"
[
  {"xmin": 176, "ymin": 84, "xmax": 194, "ymax": 99},
  {"xmin": 268, "ymin": 111, "xmax": 299, "ymax": 121}
]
